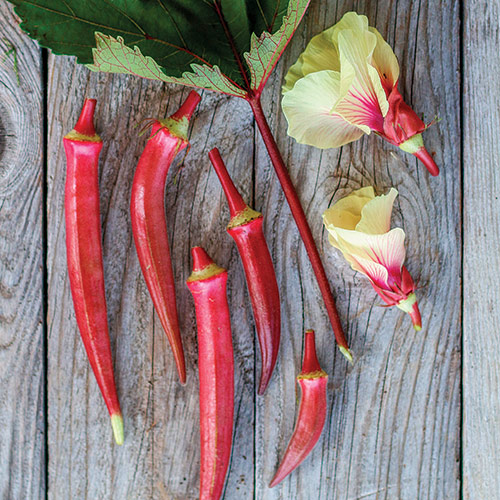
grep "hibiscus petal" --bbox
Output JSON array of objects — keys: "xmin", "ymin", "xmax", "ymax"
[
  {"xmin": 356, "ymin": 188, "xmax": 398, "ymax": 234},
  {"xmin": 330, "ymin": 11, "xmax": 370, "ymax": 45},
  {"xmin": 369, "ymin": 27, "xmax": 400, "ymax": 92},
  {"xmin": 327, "ymin": 232, "xmax": 341, "ymax": 251},
  {"xmin": 283, "ymin": 12, "xmax": 373, "ymax": 93},
  {"xmin": 333, "ymin": 227, "xmax": 406, "ymax": 276},
  {"xmin": 333, "ymin": 29, "xmax": 389, "ymax": 132},
  {"xmin": 283, "ymin": 26, "xmax": 340, "ymax": 93},
  {"xmin": 327, "ymin": 229, "xmax": 365, "ymax": 273},
  {"xmin": 325, "ymin": 226, "xmax": 399, "ymax": 290},
  {"xmin": 348, "ymin": 254, "xmax": 390, "ymax": 289},
  {"xmin": 282, "ymin": 70, "xmax": 365, "ymax": 149},
  {"xmin": 323, "ymin": 186, "xmax": 375, "ymax": 230}
]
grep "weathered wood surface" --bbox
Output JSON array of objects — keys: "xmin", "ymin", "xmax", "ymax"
[
  {"xmin": 256, "ymin": 2, "xmax": 461, "ymax": 499},
  {"xmin": 47, "ymin": 69, "xmax": 255, "ymax": 499},
  {"xmin": 463, "ymin": 1, "xmax": 500, "ymax": 498},
  {"xmin": 0, "ymin": 3, "xmax": 45, "ymax": 499},
  {"xmin": 1, "ymin": 0, "xmax": 464, "ymax": 498}
]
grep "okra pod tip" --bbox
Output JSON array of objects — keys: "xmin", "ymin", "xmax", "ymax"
[{"xmin": 111, "ymin": 414, "xmax": 124, "ymax": 446}]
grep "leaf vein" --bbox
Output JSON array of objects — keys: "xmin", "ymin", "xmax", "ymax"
[{"xmin": 155, "ymin": 0, "xmax": 188, "ymax": 48}]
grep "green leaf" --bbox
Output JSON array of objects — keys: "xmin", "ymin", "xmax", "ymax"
[
  {"xmin": 244, "ymin": 0, "xmax": 310, "ymax": 92},
  {"xmin": 87, "ymin": 32, "xmax": 246, "ymax": 97},
  {"xmin": 9, "ymin": 0, "xmax": 310, "ymax": 96}
]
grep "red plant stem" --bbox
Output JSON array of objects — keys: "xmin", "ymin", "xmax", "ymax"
[
  {"xmin": 131, "ymin": 90, "xmax": 201, "ymax": 384},
  {"xmin": 209, "ymin": 148, "xmax": 281, "ymax": 394},
  {"xmin": 208, "ymin": 148, "xmax": 247, "ymax": 215},
  {"xmin": 63, "ymin": 98, "xmax": 123, "ymax": 445},
  {"xmin": 170, "ymin": 90, "xmax": 202, "ymax": 121},
  {"xmin": 247, "ymin": 96, "xmax": 352, "ymax": 361},
  {"xmin": 414, "ymin": 148, "xmax": 439, "ymax": 177},
  {"xmin": 409, "ymin": 302, "xmax": 422, "ymax": 330},
  {"xmin": 270, "ymin": 330, "xmax": 328, "ymax": 487},
  {"xmin": 186, "ymin": 247, "xmax": 234, "ymax": 500}
]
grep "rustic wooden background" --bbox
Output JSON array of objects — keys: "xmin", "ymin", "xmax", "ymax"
[{"xmin": 2, "ymin": 0, "xmax": 492, "ymax": 498}]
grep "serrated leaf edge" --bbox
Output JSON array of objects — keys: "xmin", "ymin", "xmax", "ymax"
[
  {"xmin": 87, "ymin": 32, "xmax": 247, "ymax": 97},
  {"xmin": 244, "ymin": 0, "xmax": 310, "ymax": 93}
]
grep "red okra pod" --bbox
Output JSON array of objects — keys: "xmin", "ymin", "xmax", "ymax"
[
  {"xmin": 208, "ymin": 148, "xmax": 280, "ymax": 395},
  {"xmin": 131, "ymin": 91, "xmax": 201, "ymax": 384},
  {"xmin": 270, "ymin": 330, "xmax": 328, "ymax": 487},
  {"xmin": 186, "ymin": 247, "xmax": 234, "ymax": 500},
  {"xmin": 63, "ymin": 99, "xmax": 123, "ymax": 444}
]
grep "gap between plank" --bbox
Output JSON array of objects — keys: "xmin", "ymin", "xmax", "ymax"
[
  {"xmin": 41, "ymin": 46, "xmax": 49, "ymax": 500},
  {"xmin": 459, "ymin": 0, "xmax": 465, "ymax": 496}
]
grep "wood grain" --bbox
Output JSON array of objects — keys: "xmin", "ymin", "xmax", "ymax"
[
  {"xmin": 46, "ymin": 65, "xmax": 256, "ymax": 498},
  {"xmin": 255, "ymin": 1, "xmax": 461, "ymax": 499},
  {"xmin": 1, "ymin": 0, "xmax": 462, "ymax": 498},
  {"xmin": 0, "ymin": 3, "xmax": 45, "ymax": 499},
  {"xmin": 463, "ymin": 1, "xmax": 500, "ymax": 498}
]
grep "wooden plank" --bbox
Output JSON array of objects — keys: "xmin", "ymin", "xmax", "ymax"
[
  {"xmin": 46, "ymin": 64, "xmax": 256, "ymax": 497},
  {"xmin": 463, "ymin": 1, "xmax": 500, "ymax": 497},
  {"xmin": 255, "ymin": 1, "xmax": 461, "ymax": 499},
  {"xmin": 0, "ymin": 0, "xmax": 461, "ymax": 497},
  {"xmin": 0, "ymin": 4, "xmax": 45, "ymax": 499}
]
